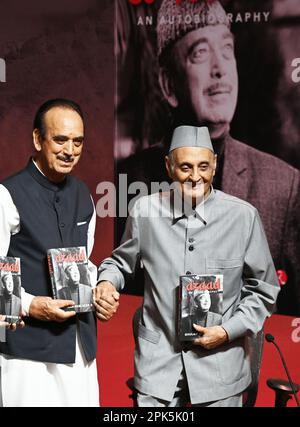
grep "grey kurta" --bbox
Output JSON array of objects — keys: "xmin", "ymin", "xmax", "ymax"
[{"xmin": 98, "ymin": 189, "xmax": 280, "ymax": 404}]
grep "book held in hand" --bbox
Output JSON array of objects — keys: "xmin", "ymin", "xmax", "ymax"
[
  {"xmin": 0, "ymin": 256, "xmax": 22, "ymax": 324},
  {"xmin": 178, "ymin": 274, "xmax": 223, "ymax": 341},
  {"xmin": 47, "ymin": 246, "xmax": 94, "ymax": 313}
]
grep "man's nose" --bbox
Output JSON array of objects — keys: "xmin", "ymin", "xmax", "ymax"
[
  {"xmin": 63, "ymin": 140, "xmax": 74, "ymax": 156},
  {"xmin": 210, "ymin": 50, "xmax": 226, "ymax": 79},
  {"xmin": 190, "ymin": 169, "xmax": 202, "ymax": 183}
]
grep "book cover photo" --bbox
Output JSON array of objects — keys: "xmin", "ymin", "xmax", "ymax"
[
  {"xmin": 47, "ymin": 246, "xmax": 94, "ymax": 313},
  {"xmin": 179, "ymin": 274, "xmax": 223, "ymax": 341},
  {"xmin": 0, "ymin": 256, "xmax": 22, "ymax": 324}
]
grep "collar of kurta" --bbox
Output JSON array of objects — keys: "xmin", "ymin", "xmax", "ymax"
[
  {"xmin": 27, "ymin": 158, "xmax": 68, "ymax": 192},
  {"xmin": 171, "ymin": 186, "xmax": 216, "ymax": 225}
]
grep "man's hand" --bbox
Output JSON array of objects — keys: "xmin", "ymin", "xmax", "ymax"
[
  {"xmin": 0, "ymin": 314, "xmax": 25, "ymax": 331},
  {"xmin": 93, "ymin": 281, "xmax": 120, "ymax": 322},
  {"xmin": 29, "ymin": 296, "xmax": 76, "ymax": 322},
  {"xmin": 193, "ymin": 324, "xmax": 228, "ymax": 350},
  {"xmin": 0, "ymin": 315, "xmax": 8, "ymax": 328}
]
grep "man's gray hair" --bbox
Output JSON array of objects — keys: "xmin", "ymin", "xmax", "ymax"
[{"xmin": 167, "ymin": 151, "xmax": 176, "ymax": 173}]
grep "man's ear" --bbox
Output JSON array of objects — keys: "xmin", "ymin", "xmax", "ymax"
[
  {"xmin": 165, "ymin": 155, "xmax": 173, "ymax": 179},
  {"xmin": 33, "ymin": 129, "xmax": 42, "ymax": 152},
  {"xmin": 212, "ymin": 154, "xmax": 217, "ymax": 176},
  {"xmin": 159, "ymin": 68, "xmax": 178, "ymax": 108}
]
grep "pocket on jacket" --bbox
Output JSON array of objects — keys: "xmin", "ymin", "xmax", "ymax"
[
  {"xmin": 138, "ymin": 324, "xmax": 161, "ymax": 344},
  {"xmin": 206, "ymin": 257, "xmax": 243, "ymax": 270},
  {"xmin": 215, "ymin": 341, "xmax": 247, "ymax": 385},
  {"xmin": 135, "ymin": 324, "xmax": 161, "ymax": 378},
  {"xmin": 75, "ymin": 218, "xmax": 89, "ymax": 242},
  {"xmin": 206, "ymin": 257, "xmax": 244, "ymax": 301}
]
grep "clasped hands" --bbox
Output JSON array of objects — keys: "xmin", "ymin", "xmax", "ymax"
[{"xmin": 93, "ymin": 281, "xmax": 120, "ymax": 322}]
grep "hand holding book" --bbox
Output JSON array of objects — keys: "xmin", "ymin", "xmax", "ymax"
[
  {"xmin": 0, "ymin": 314, "xmax": 8, "ymax": 328},
  {"xmin": 29, "ymin": 296, "xmax": 76, "ymax": 322},
  {"xmin": 0, "ymin": 314, "xmax": 25, "ymax": 330},
  {"xmin": 192, "ymin": 324, "xmax": 229, "ymax": 350}
]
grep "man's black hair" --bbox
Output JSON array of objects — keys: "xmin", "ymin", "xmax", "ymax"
[{"xmin": 33, "ymin": 98, "xmax": 84, "ymax": 138}]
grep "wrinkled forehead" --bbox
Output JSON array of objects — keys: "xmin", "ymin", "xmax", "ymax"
[
  {"xmin": 43, "ymin": 107, "xmax": 84, "ymax": 134},
  {"xmin": 172, "ymin": 146, "xmax": 215, "ymax": 163}
]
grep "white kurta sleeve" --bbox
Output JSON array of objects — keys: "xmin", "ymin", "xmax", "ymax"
[
  {"xmin": 0, "ymin": 184, "xmax": 34, "ymax": 316},
  {"xmin": 87, "ymin": 200, "xmax": 96, "ymax": 257},
  {"xmin": 87, "ymin": 201, "xmax": 97, "ymax": 288},
  {"xmin": 0, "ymin": 185, "xmax": 20, "ymax": 254}
]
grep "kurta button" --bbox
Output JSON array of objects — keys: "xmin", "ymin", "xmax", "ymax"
[
  {"xmin": 186, "ymin": 271, "xmax": 191, "ymax": 275},
  {"xmin": 60, "ymin": 223, "xmax": 65, "ymax": 228},
  {"xmin": 188, "ymin": 238, "xmax": 194, "ymax": 243},
  {"xmin": 188, "ymin": 245, "xmax": 194, "ymax": 251},
  {"xmin": 56, "ymin": 196, "xmax": 60, "ymax": 203}
]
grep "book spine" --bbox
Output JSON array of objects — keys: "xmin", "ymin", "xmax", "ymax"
[
  {"xmin": 178, "ymin": 281, "xmax": 184, "ymax": 340},
  {"xmin": 47, "ymin": 253, "xmax": 57, "ymax": 299}
]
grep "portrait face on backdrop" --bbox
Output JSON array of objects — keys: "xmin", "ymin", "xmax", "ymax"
[
  {"xmin": 159, "ymin": 24, "xmax": 238, "ymax": 138},
  {"xmin": 115, "ymin": 0, "xmax": 300, "ymax": 168}
]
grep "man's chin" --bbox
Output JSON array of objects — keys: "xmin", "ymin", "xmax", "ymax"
[
  {"xmin": 56, "ymin": 164, "xmax": 75, "ymax": 174},
  {"xmin": 201, "ymin": 105, "xmax": 235, "ymax": 127},
  {"xmin": 48, "ymin": 167, "xmax": 73, "ymax": 182}
]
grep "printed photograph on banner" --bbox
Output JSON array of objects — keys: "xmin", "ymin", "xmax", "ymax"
[{"xmin": 114, "ymin": 0, "xmax": 300, "ymax": 316}]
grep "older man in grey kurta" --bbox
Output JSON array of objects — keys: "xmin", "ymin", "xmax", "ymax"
[{"xmin": 98, "ymin": 126, "xmax": 280, "ymax": 406}]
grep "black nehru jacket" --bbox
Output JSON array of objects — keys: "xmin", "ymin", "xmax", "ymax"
[{"xmin": 0, "ymin": 160, "xmax": 96, "ymax": 364}]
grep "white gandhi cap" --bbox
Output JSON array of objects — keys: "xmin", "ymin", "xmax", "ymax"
[{"xmin": 169, "ymin": 126, "xmax": 214, "ymax": 153}]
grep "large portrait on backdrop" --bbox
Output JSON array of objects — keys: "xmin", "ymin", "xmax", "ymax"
[{"xmin": 114, "ymin": 0, "xmax": 300, "ymax": 315}]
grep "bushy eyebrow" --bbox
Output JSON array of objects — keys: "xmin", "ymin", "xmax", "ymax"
[
  {"xmin": 179, "ymin": 161, "xmax": 210, "ymax": 167},
  {"xmin": 53, "ymin": 135, "xmax": 84, "ymax": 142},
  {"xmin": 53, "ymin": 135, "xmax": 69, "ymax": 141}
]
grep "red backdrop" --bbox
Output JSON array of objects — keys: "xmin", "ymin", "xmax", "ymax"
[{"xmin": 0, "ymin": 0, "xmax": 115, "ymax": 264}]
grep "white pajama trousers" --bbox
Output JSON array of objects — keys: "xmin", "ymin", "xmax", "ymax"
[{"xmin": 0, "ymin": 332, "xmax": 99, "ymax": 407}]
